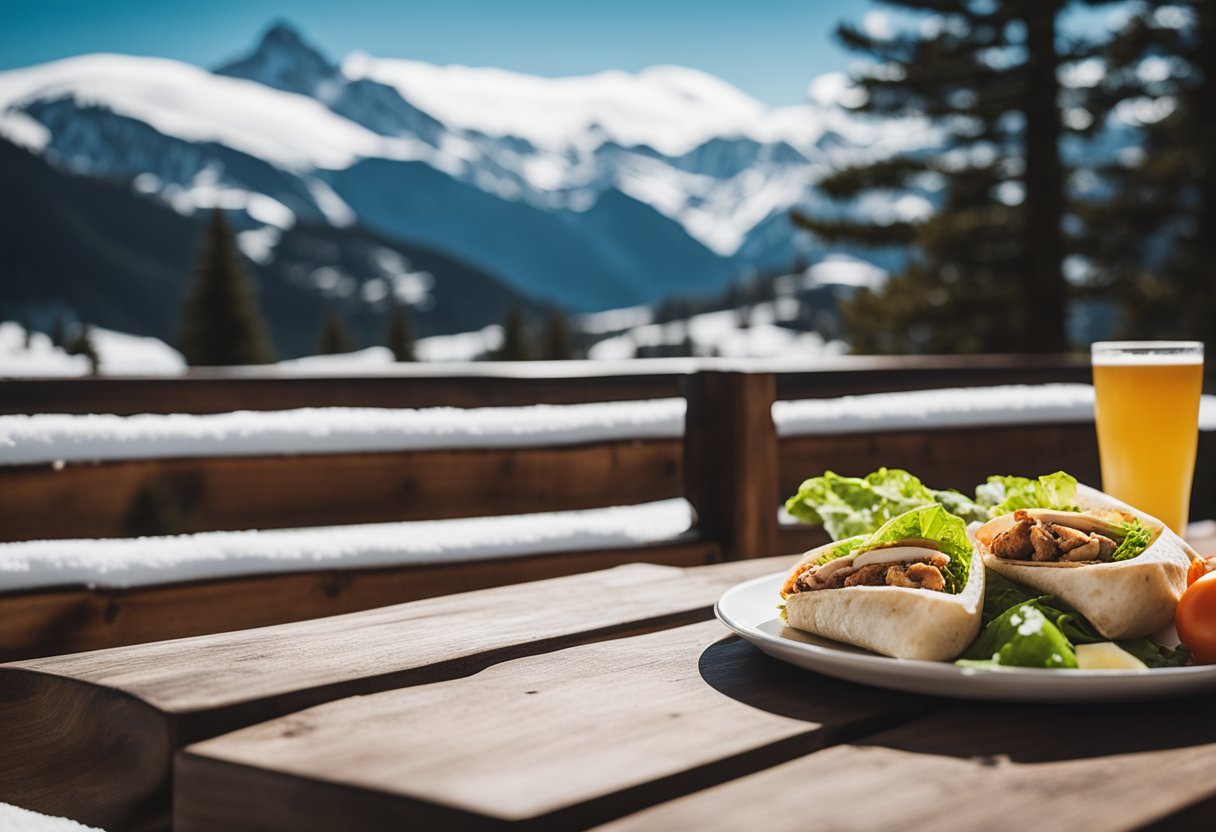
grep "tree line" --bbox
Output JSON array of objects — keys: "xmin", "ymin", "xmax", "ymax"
[
  {"xmin": 178, "ymin": 210, "xmax": 576, "ymax": 366},
  {"xmin": 796, "ymin": 0, "xmax": 1211, "ymax": 354}
]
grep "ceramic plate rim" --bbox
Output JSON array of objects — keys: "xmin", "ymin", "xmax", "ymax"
[{"xmin": 715, "ymin": 571, "xmax": 1216, "ymax": 697}]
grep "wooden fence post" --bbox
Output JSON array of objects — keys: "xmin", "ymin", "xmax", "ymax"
[{"xmin": 683, "ymin": 371, "xmax": 780, "ymax": 559}]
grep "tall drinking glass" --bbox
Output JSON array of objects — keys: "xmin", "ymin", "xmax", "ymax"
[{"xmin": 1092, "ymin": 341, "xmax": 1204, "ymax": 534}]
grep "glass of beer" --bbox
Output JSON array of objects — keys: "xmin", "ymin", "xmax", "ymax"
[{"xmin": 1092, "ymin": 341, "xmax": 1204, "ymax": 533}]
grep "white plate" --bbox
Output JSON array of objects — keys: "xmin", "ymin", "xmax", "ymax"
[{"xmin": 715, "ymin": 572, "xmax": 1216, "ymax": 702}]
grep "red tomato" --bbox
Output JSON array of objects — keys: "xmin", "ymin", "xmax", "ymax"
[
  {"xmin": 1187, "ymin": 557, "xmax": 1216, "ymax": 587},
  {"xmin": 1176, "ymin": 572, "xmax": 1216, "ymax": 664}
]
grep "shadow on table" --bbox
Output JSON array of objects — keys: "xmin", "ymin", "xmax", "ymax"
[
  {"xmin": 700, "ymin": 635, "xmax": 1216, "ymax": 764},
  {"xmin": 697, "ymin": 635, "xmax": 932, "ymax": 726},
  {"xmin": 851, "ymin": 698, "xmax": 1216, "ymax": 764}
]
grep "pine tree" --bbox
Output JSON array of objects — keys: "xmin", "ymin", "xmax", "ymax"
[
  {"xmin": 796, "ymin": 1, "xmax": 1113, "ymax": 354},
  {"xmin": 384, "ymin": 303, "xmax": 416, "ymax": 361},
  {"xmin": 65, "ymin": 324, "xmax": 100, "ymax": 374},
  {"xmin": 1075, "ymin": 1, "xmax": 1214, "ymax": 350},
  {"xmin": 492, "ymin": 305, "xmax": 534, "ymax": 361},
  {"xmin": 317, "ymin": 309, "xmax": 354, "ymax": 355},
  {"xmin": 49, "ymin": 316, "xmax": 66, "ymax": 349},
  {"xmin": 540, "ymin": 308, "xmax": 575, "ymax": 360},
  {"xmin": 180, "ymin": 210, "xmax": 275, "ymax": 366}
]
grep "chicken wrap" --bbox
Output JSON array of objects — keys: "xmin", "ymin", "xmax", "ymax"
[
  {"xmin": 975, "ymin": 484, "xmax": 1194, "ymax": 639},
  {"xmin": 780, "ymin": 504, "xmax": 984, "ymax": 661}
]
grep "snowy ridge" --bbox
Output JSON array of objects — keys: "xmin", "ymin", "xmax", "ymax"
[
  {"xmin": 0, "ymin": 803, "xmax": 101, "ymax": 832},
  {"xmin": 0, "ymin": 498, "xmax": 693, "ymax": 591},
  {"xmin": 0, "ymin": 400, "xmax": 686, "ymax": 466},
  {"xmin": 776, "ymin": 384, "xmax": 1216, "ymax": 436},
  {"xmin": 0, "ymin": 25, "xmax": 934, "ymax": 307}
]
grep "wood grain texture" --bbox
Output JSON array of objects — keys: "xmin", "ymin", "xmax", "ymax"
[
  {"xmin": 774, "ymin": 353, "xmax": 1089, "ymax": 400},
  {"xmin": 0, "ymin": 537, "xmax": 719, "ymax": 662},
  {"xmin": 596, "ymin": 701, "xmax": 1216, "ymax": 832},
  {"xmin": 0, "ymin": 439, "xmax": 681, "ymax": 541},
  {"xmin": 778, "ymin": 422, "xmax": 1103, "ymax": 498},
  {"xmin": 0, "ymin": 355, "xmax": 1085, "ymax": 416},
  {"xmin": 0, "ymin": 370, "xmax": 686, "ymax": 415},
  {"xmin": 684, "ymin": 372, "xmax": 780, "ymax": 558},
  {"xmin": 0, "ymin": 556, "xmax": 788, "ymax": 831},
  {"xmin": 175, "ymin": 621, "xmax": 925, "ymax": 832}
]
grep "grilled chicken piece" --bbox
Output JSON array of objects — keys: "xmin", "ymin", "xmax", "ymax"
[
  {"xmin": 1061, "ymin": 537, "xmax": 1101, "ymax": 561},
  {"xmin": 843, "ymin": 564, "xmax": 890, "ymax": 587},
  {"xmin": 1030, "ymin": 525, "xmax": 1058, "ymax": 561},
  {"xmin": 991, "ymin": 516, "xmax": 1034, "ymax": 560},
  {"xmin": 886, "ymin": 562, "xmax": 946, "ymax": 591},
  {"xmin": 989, "ymin": 511, "xmax": 1122, "ymax": 564},
  {"xmin": 1049, "ymin": 523, "xmax": 1091, "ymax": 552}
]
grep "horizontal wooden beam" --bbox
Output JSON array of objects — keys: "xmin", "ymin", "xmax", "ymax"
[
  {"xmin": 777, "ymin": 422, "xmax": 1103, "ymax": 498},
  {"xmin": 1, "ymin": 355, "xmax": 1089, "ymax": 416},
  {"xmin": 774, "ymin": 354, "xmax": 1090, "ymax": 400},
  {"xmin": 0, "ymin": 535, "xmax": 719, "ymax": 662},
  {"xmin": 0, "ymin": 370, "xmax": 686, "ymax": 415},
  {"xmin": 0, "ymin": 439, "xmax": 682, "ymax": 541},
  {"xmin": 0, "ymin": 555, "xmax": 780, "ymax": 831}
]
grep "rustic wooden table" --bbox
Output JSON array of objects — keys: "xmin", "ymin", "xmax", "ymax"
[{"xmin": 6, "ymin": 550, "xmax": 1216, "ymax": 832}]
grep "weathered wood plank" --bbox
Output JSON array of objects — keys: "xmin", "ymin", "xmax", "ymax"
[
  {"xmin": 596, "ymin": 701, "xmax": 1216, "ymax": 832},
  {"xmin": 778, "ymin": 422, "xmax": 1103, "ymax": 498},
  {"xmin": 684, "ymin": 372, "xmax": 780, "ymax": 558},
  {"xmin": 175, "ymin": 623, "xmax": 926, "ymax": 832},
  {"xmin": 773, "ymin": 353, "xmax": 1090, "ymax": 400},
  {"xmin": 0, "ymin": 355, "xmax": 1088, "ymax": 416},
  {"xmin": 0, "ymin": 536, "xmax": 719, "ymax": 662},
  {"xmin": 0, "ymin": 439, "xmax": 682, "ymax": 541},
  {"xmin": 0, "ymin": 369, "xmax": 688, "ymax": 415},
  {"xmin": 0, "ymin": 556, "xmax": 787, "ymax": 831}
]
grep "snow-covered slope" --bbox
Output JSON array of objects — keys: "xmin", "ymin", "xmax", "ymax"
[
  {"xmin": 0, "ymin": 323, "xmax": 184, "ymax": 377},
  {"xmin": 0, "ymin": 22, "xmax": 930, "ymax": 311}
]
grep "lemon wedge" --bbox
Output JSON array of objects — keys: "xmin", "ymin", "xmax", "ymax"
[{"xmin": 1075, "ymin": 642, "xmax": 1148, "ymax": 670}]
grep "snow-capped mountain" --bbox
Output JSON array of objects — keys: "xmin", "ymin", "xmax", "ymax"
[{"xmin": 0, "ymin": 21, "xmax": 933, "ymax": 311}]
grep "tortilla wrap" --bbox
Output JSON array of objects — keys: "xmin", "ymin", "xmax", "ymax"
[
  {"xmin": 783, "ymin": 543, "xmax": 984, "ymax": 661},
  {"xmin": 976, "ymin": 484, "xmax": 1195, "ymax": 640}
]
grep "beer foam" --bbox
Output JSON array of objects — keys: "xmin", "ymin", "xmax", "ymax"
[{"xmin": 1091, "ymin": 352, "xmax": 1203, "ymax": 366}]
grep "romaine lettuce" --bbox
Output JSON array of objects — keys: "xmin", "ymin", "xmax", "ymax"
[
  {"xmin": 785, "ymin": 468, "xmax": 987, "ymax": 540},
  {"xmin": 975, "ymin": 471, "xmax": 1080, "ymax": 516},
  {"xmin": 964, "ymin": 572, "xmax": 1186, "ymax": 669},
  {"xmin": 960, "ymin": 601, "xmax": 1079, "ymax": 669},
  {"xmin": 814, "ymin": 504, "xmax": 973, "ymax": 594}
]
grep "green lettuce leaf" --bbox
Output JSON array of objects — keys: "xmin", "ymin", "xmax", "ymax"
[
  {"xmin": 930, "ymin": 488, "xmax": 990, "ymax": 524},
  {"xmin": 1111, "ymin": 518, "xmax": 1154, "ymax": 561},
  {"xmin": 1116, "ymin": 639, "xmax": 1191, "ymax": 668},
  {"xmin": 960, "ymin": 600, "xmax": 1079, "ymax": 668},
  {"xmin": 827, "ymin": 504, "xmax": 973, "ymax": 594},
  {"xmin": 969, "ymin": 573, "xmax": 1185, "ymax": 669},
  {"xmin": 976, "ymin": 471, "xmax": 1081, "ymax": 516},
  {"xmin": 981, "ymin": 570, "xmax": 1039, "ymax": 626},
  {"xmin": 785, "ymin": 468, "xmax": 987, "ymax": 540}
]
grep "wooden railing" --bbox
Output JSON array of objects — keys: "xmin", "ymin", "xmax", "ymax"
[
  {"xmin": 11, "ymin": 353, "xmax": 1209, "ymax": 660},
  {"xmin": 0, "ymin": 354, "xmax": 1091, "ymax": 415}
]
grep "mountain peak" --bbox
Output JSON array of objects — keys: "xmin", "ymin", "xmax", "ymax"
[{"xmin": 214, "ymin": 21, "xmax": 338, "ymax": 96}]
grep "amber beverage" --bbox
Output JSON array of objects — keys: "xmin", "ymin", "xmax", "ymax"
[{"xmin": 1092, "ymin": 341, "xmax": 1204, "ymax": 533}]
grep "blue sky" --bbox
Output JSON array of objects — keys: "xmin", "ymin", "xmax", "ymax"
[
  {"xmin": 0, "ymin": 1, "xmax": 1124, "ymax": 106},
  {"xmin": 2, "ymin": 0, "xmax": 878, "ymax": 106}
]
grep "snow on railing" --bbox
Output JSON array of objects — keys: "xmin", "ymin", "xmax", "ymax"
[
  {"xmin": 0, "ymin": 400, "xmax": 686, "ymax": 466},
  {"xmin": 0, "ymin": 499, "xmax": 693, "ymax": 592},
  {"xmin": 3, "ymin": 384, "xmax": 1213, "ymax": 467}
]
